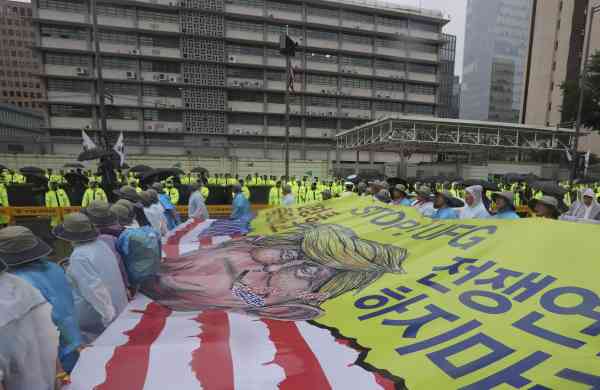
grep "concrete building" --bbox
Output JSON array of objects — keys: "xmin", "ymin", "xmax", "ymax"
[
  {"xmin": 438, "ymin": 33, "xmax": 457, "ymax": 118},
  {"xmin": 521, "ymin": 0, "xmax": 600, "ymax": 153},
  {"xmin": 0, "ymin": 0, "xmax": 45, "ymax": 111},
  {"xmin": 32, "ymin": 0, "xmax": 449, "ymax": 164},
  {"xmin": 0, "ymin": 103, "xmax": 46, "ymax": 154},
  {"xmin": 450, "ymin": 75, "xmax": 461, "ymax": 119},
  {"xmin": 461, "ymin": 0, "xmax": 533, "ymax": 123}
]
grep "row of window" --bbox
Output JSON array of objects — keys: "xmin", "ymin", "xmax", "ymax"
[
  {"xmin": 49, "ymin": 102, "xmax": 433, "ymax": 117},
  {"xmin": 228, "ymin": 91, "xmax": 435, "ymax": 104},
  {"xmin": 228, "ymin": 0, "xmax": 439, "ymax": 32}
]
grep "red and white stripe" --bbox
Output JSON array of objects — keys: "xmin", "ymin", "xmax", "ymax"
[{"xmin": 66, "ymin": 219, "xmax": 398, "ymax": 390}]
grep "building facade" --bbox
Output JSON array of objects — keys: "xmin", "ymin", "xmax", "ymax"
[
  {"xmin": 438, "ymin": 33, "xmax": 457, "ymax": 118},
  {"xmin": 0, "ymin": 0, "xmax": 45, "ymax": 111},
  {"xmin": 521, "ymin": 0, "xmax": 600, "ymax": 128},
  {"xmin": 0, "ymin": 103, "xmax": 46, "ymax": 153},
  {"xmin": 461, "ymin": 0, "xmax": 532, "ymax": 123},
  {"xmin": 32, "ymin": 0, "xmax": 448, "ymax": 162}
]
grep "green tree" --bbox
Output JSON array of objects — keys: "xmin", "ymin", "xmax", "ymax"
[{"xmin": 560, "ymin": 50, "xmax": 600, "ymax": 131}]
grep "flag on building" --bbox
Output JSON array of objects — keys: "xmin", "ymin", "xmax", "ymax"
[
  {"xmin": 288, "ymin": 63, "xmax": 297, "ymax": 94},
  {"xmin": 113, "ymin": 132, "xmax": 126, "ymax": 167}
]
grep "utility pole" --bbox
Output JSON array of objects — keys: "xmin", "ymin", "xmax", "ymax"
[
  {"xmin": 571, "ymin": 5, "xmax": 600, "ymax": 182},
  {"xmin": 91, "ymin": 0, "xmax": 109, "ymax": 150},
  {"xmin": 281, "ymin": 26, "xmax": 292, "ymax": 181}
]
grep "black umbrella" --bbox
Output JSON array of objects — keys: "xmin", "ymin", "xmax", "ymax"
[
  {"xmin": 130, "ymin": 165, "xmax": 153, "ymax": 173},
  {"xmin": 21, "ymin": 172, "xmax": 48, "ymax": 187},
  {"xmin": 387, "ymin": 177, "xmax": 408, "ymax": 187},
  {"xmin": 139, "ymin": 168, "xmax": 183, "ymax": 185},
  {"xmin": 190, "ymin": 167, "xmax": 209, "ymax": 174},
  {"xmin": 504, "ymin": 173, "xmax": 527, "ymax": 183},
  {"xmin": 530, "ymin": 181, "xmax": 568, "ymax": 197},
  {"xmin": 461, "ymin": 179, "xmax": 499, "ymax": 192},
  {"xmin": 0, "ymin": 164, "xmax": 7, "ymax": 171},
  {"xmin": 78, "ymin": 147, "xmax": 112, "ymax": 162},
  {"xmin": 64, "ymin": 162, "xmax": 85, "ymax": 169},
  {"xmin": 20, "ymin": 166, "xmax": 45, "ymax": 175},
  {"xmin": 65, "ymin": 172, "xmax": 89, "ymax": 186}
]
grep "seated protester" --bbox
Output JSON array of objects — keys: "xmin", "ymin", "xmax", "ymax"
[
  {"xmin": 2, "ymin": 226, "xmax": 82, "ymax": 374},
  {"xmin": 0, "ymin": 259, "xmax": 65, "ymax": 390},
  {"xmin": 322, "ymin": 189, "xmax": 333, "ymax": 201},
  {"xmin": 152, "ymin": 182, "xmax": 180, "ymax": 230},
  {"xmin": 188, "ymin": 182, "xmax": 209, "ymax": 220},
  {"xmin": 112, "ymin": 203, "xmax": 161, "ymax": 292},
  {"xmin": 374, "ymin": 189, "xmax": 391, "ymax": 204},
  {"xmin": 459, "ymin": 185, "xmax": 491, "ymax": 219},
  {"xmin": 54, "ymin": 213, "xmax": 128, "ymax": 343},
  {"xmin": 356, "ymin": 181, "xmax": 368, "ymax": 196},
  {"xmin": 432, "ymin": 191, "xmax": 460, "ymax": 220},
  {"xmin": 392, "ymin": 184, "xmax": 412, "ymax": 206},
  {"xmin": 412, "ymin": 186, "xmax": 436, "ymax": 217},
  {"xmin": 113, "ymin": 185, "xmax": 151, "ymax": 227},
  {"xmin": 139, "ymin": 191, "xmax": 166, "ymax": 235},
  {"xmin": 82, "ymin": 200, "xmax": 125, "ymax": 238},
  {"xmin": 282, "ymin": 184, "xmax": 295, "ymax": 206},
  {"xmin": 561, "ymin": 188, "xmax": 600, "ymax": 222},
  {"xmin": 82, "ymin": 201, "xmax": 131, "ymax": 291},
  {"xmin": 529, "ymin": 195, "xmax": 561, "ymax": 220},
  {"xmin": 491, "ymin": 191, "xmax": 520, "ymax": 220}
]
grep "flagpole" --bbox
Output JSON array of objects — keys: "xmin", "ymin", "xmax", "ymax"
[
  {"xmin": 91, "ymin": 0, "xmax": 109, "ymax": 151},
  {"xmin": 284, "ymin": 25, "xmax": 291, "ymax": 181}
]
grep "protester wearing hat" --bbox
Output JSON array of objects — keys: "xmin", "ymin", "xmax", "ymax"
[
  {"xmin": 322, "ymin": 188, "xmax": 333, "ymax": 201},
  {"xmin": 152, "ymin": 182, "xmax": 180, "ymax": 230},
  {"xmin": 392, "ymin": 184, "xmax": 412, "ymax": 206},
  {"xmin": 147, "ymin": 189, "xmax": 169, "ymax": 230},
  {"xmin": 561, "ymin": 188, "xmax": 600, "ymax": 222},
  {"xmin": 1, "ymin": 226, "xmax": 83, "ymax": 374},
  {"xmin": 55, "ymin": 213, "xmax": 128, "ymax": 343},
  {"xmin": 83, "ymin": 201, "xmax": 131, "ymax": 290},
  {"xmin": 81, "ymin": 178, "xmax": 108, "ymax": 208},
  {"xmin": 492, "ymin": 192, "xmax": 520, "ymax": 220},
  {"xmin": 188, "ymin": 182, "xmax": 210, "ymax": 220},
  {"xmin": 139, "ymin": 191, "xmax": 167, "ymax": 235},
  {"xmin": 113, "ymin": 202, "xmax": 161, "ymax": 292},
  {"xmin": 113, "ymin": 185, "xmax": 153, "ymax": 227},
  {"xmin": 374, "ymin": 188, "xmax": 391, "ymax": 204},
  {"xmin": 357, "ymin": 181, "xmax": 368, "ymax": 196},
  {"xmin": 528, "ymin": 196, "xmax": 560, "ymax": 219},
  {"xmin": 412, "ymin": 186, "xmax": 436, "ymax": 217},
  {"xmin": 0, "ymin": 255, "xmax": 65, "ymax": 390},
  {"xmin": 459, "ymin": 185, "xmax": 490, "ymax": 220},
  {"xmin": 432, "ymin": 191, "xmax": 460, "ymax": 220}
]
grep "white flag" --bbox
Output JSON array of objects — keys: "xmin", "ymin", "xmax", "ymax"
[
  {"xmin": 82, "ymin": 130, "xmax": 97, "ymax": 152},
  {"xmin": 585, "ymin": 150, "xmax": 591, "ymax": 176},
  {"xmin": 113, "ymin": 132, "xmax": 126, "ymax": 167}
]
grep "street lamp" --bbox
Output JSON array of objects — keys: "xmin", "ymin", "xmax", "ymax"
[{"xmin": 571, "ymin": 4, "xmax": 600, "ymax": 181}]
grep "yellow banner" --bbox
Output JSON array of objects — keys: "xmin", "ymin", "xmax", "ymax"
[{"xmin": 252, "ymin": 196, "xmax": 600, "ymax": 389}]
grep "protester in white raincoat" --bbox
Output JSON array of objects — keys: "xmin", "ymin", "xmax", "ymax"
[
  {"xmin": 459, "ymin": 185, "xmax": 491, "ymax": 219},
  {"xmin": 561, "ymin": 188, "xmax": 600, "ymax": 222},
  {"xmin": 0, "ymin": 234, "xmax": 60, "ymax": 390}
]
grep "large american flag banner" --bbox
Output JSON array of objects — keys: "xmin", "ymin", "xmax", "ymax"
[{"xmin": 66, "ymin": 218, "xmax": 399, "ymax": 390}]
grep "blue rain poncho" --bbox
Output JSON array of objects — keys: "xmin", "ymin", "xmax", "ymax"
[
  {"xmin": 12, "ymin": 260, "xmax": 82, "ymax": 372},
  {"xmin": 116, "ymin": 225, "xmax": 161, "ymax": 287}
]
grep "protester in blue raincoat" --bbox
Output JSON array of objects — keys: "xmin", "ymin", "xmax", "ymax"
[
  {"xmin": 432, "ymin": 191, "xmax": 459, "ymax": 220},
  {"xmin": 112, "ymin": 203, "xmax": 161, "ymax": 290},
  {"xmin": 2, "ymin": 226, "xmax": 83, "ymax": 373},
  {"xmin": 231, "ymin": 184, "xmax": 253, "ymax": 231},
  {"xmin": 152, "ymin": 182, "xmax": 180, "ymax": 229},
  {"xmin": 492, "ymin": 191, "xmax": 520, "ymax": 220}
]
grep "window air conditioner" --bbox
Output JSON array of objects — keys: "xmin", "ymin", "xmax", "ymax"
[
  {"xmin": 158, "ymin": 74, "xmax": 167, "ymax": 81},
  {"xmin": 76, "ymin": 67, "xmax": 88, "ymax": 76},
  {"xmin": 229, "ymin": 55, "xmax": 237, "ymax": 63},
  {"xmin": 169, "ymin": 76, "xmax": 177, "ymax": 83},
  {"xmin": 126, "ymin": 71, "xmax": 137, "ymax": 79},
  {"xmin": 130, "ymin": 49, "xmax": 141, "ymax": 55}
]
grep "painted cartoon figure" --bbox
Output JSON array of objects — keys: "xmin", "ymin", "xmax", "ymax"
[{"xmin": 144, "ymin": 224, "xmax": 408, "ymax": 321}]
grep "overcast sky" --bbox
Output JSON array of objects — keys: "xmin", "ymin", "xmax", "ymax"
[{"xmin": 13, "ymin": 0, "xmax": 467, "ymax": 75}]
